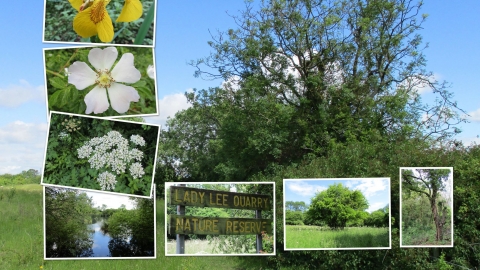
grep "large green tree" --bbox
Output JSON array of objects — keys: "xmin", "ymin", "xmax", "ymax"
[
  {"xmin": 402, "ymin": 168, "xmax": 451, "ymax": 242},
  {"xmin": 306, "ymin": 183, "xmax": 368, "ymax": 229},
  {"xmin": 158, "ymin": 0, "xmax": 464, "ymax": 185}
]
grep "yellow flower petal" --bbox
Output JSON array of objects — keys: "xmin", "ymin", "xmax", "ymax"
[
  {"xmin": 73, "ymin": 10, "xmax": 98, "ymax": 38},
  {"xmin": 116, "ymin": 0, "xmax": 143, "ymax": 23},
  {"xmin": 69, "ymin": 0, "xmax": 84, "ymax": 11},
  {"xmin": 96, "ymin": 12, "xmax": 114, "ymax": 42},
  {"xmin": 72, "ymin": 0, "xmax": 114, "ymax": 43}
]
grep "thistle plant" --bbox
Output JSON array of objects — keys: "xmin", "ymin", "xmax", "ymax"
[{"xmin": 77, "ymin": 130, "xmax": 146, "ymax": 191}]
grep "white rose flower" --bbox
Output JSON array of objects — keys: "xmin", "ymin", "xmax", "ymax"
[
  {"xmin": 68, "ymin": 47, "xmax": 141, "ymax": 114},
  {"xmin": 147, "ymin": 65, "xmax": 155, "ymax": 79}
]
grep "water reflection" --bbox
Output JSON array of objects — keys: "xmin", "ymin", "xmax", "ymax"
[
  {"xmin": 87, "ymin": 219, "xmax": 112, "ymax": 257},
  {"xmin": 86, "ymin": 218, "xmax": 154, "ymax": 257}
]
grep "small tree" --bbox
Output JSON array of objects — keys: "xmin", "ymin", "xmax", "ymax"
[
  {"xmin": 402, "ymin": 168, "xmax": 451, "ymax": 241},
  {"xmin": 306, "ymin": 183, "xmax": 368, "ymax": 229}
]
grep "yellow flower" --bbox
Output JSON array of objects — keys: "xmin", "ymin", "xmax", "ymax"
[
  {"xmin": 70, "ymin": 0, "xmax": 114, "ymax": 43},
  {"xmin": 117, "ymin": 0, "xmax": 143, "ymax": 22},
  {"xmin": 69, "ymin": 0, "xmax": 143, "ymax": 43}
]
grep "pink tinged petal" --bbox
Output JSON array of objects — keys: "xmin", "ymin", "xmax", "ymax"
[
  {"xmin": 84, "ymin": 86, "xmax": 109, "ymax": 114},
  {"xmin": 110, "ymin": 53, "xmax": 141, "ymax": 83},
  {"xmin": 88, "ymin": 47, "xmax": 118, "ymax": 71},
  {"xmin": 68, "ymin": 61, "xmax": 97, "ymax": 90},
  {"xmin": 107, "ymin": 83, "xmax": 140, "ymax": 114}
]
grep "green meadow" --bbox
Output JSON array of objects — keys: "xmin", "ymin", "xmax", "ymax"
[
  {"xmin": 285, "ymin": 225, "xmax": 389, "ymax": 249},
  {"xmin": 0, "ymin": 184, "xmax": 268, "ymax": 270}
]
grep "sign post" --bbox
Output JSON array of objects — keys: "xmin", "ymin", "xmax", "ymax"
[
  {"xmin": 176, "ymin": 184, "xmax": 185, "ymax": 254},
  {"xmin": 169, "ymin": 185, "xmax": 273, "ymax": 254}
]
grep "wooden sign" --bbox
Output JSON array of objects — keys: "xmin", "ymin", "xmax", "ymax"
[
  {"xmin": 169, "ymin": 215, "xmax": 273, "ymax": 235},
  {"xmin": 169, "ymin": 186, "xmax": 272, "ymax": 211}
]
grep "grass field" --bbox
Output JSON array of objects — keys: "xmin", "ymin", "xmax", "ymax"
[
  {"xmin": 0, "ymin": 184, "xmax": 269, "ymax": 270},
  {"xmin": 285, "ymin": 225, "xmax": 390, "ymax": 249}
]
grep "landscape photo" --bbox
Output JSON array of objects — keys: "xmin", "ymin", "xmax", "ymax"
[
  {"xmin": 400, "ymin": 167, "xmax": 454, "ymax": 247},
  {"xmin": 44, "ymin": 186, "xmax": 156, "ymax": 259},
  {"xmin": 284, "ymin": 178, "xmax": 391, "ymax": 250},
  {"xmin": 165, "ymin": 182, "xmax": 275, "ymax": 255}
]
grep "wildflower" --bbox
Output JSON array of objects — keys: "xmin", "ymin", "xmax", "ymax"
[
  {"xmin": 68, "ymin": 47, "xmax": 141, "ymax": 114},
  {"xmin": 69, "ymin": 0, "xmax": 143, "ymax": 43},
  {"xmin": 130, "ymin": 134, "xmax": 146, "ymax": 146},
  {"xmin": 69, "ymin": 0, "xmax": 114, "ymax": 42},
  {"xmin": 77, "ymin": 131, "xmax": 146, "ymax": 188},
  {"xmin": 117, "ymin": 0, "xmax": 143, "ymax": 22},
  {"xmin": 97, "ymin": 171, "xmax": 116, "ymax": 190},
  {"xmin": 146, "ymin": 65, "xmax": 155, "ymax": 79},
  {"xmin": 129, "ymin": 162, "xmax": 145, "ymax": 179}
]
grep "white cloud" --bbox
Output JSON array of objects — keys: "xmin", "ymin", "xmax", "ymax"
[
  {"xmin": 352, "ymin": 178, "xmax": 388, "ymax": 198},
  {"xmin": 367, "ymin": 202, "xmax": 387, "ymax": 213},
  {"xmin": 0, "ymin": 80, "xmax": 45, "ymax": 107},
  {"xmin": 400, "ymin": 73, "xmax": 441, "ymax": 95},
  {"xmin": 86, "ymin": 191, "xmax": 135, "ymax": 210},
  {"xmin": 460, "ymin": 136, "xmax": 480, "ymax": 146},
  {"xmin": 144, "ymin": 92, "xmax": 192, "ymax": 127},
  {"xmin": 0, "ymin": 121, "xmax": 47, "ymax": 174},
  {"xmin": 0, "ymin": 121, "xmax": 48, "ymax": 144},
  {"xmin": 467, "ymin": 108, "xmax": 480, "ymax": 122},
  {"xmin": 286, "ymin": 181, "xmax": 327, "ymax": 197}
]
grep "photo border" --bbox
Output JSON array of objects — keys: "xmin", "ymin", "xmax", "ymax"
[
  {"xmin": 40, "ymin": 110, "xmax": 160, "ymax": 199},
  {"xmin": 42, "ymin": 45, "xmax": 159, "ymax": 120},
  {"xmin": 43, "ymin": 185, "xmax": 157, "ymax": 260},
  {"xmin": 283, "ymin": 177, "xmax": 392, "ymax": 251},
  {"xmin": 42, "ymin": 0, "xmax": 158, "ymax": 47},
  {"xmin": 399, "ymin": 167, "xmax": 454, "ymax": 248},
  {"xmin": 164, "ymin": 181, "xmax": 276, "ymax": 256}
]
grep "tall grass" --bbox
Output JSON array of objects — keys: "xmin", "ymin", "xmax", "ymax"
[
  {"xmin": 0, "ymin": 184, "xmax": 268, "ymax": 269},
  {"xmin": 285, "ymin": 225, "xmax": 389, "ymax": 249}
]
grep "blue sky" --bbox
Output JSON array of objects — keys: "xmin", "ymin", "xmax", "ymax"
[
  {"xmin": 284, "ymin": 178, "xmax": 390, "ymax": 213},
  {"xmin": 0, "ymin": 1, "xmax": 479, "ymax": 174}
]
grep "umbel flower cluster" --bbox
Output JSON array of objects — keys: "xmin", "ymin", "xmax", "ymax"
[{"xmin": 77, "ymin": 130, "xmax": 146, "ymax": 191}]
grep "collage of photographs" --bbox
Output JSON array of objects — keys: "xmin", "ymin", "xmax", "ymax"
[{"xmin": 2, "ymin": 0, "xmax": 480, "ymax": 269}]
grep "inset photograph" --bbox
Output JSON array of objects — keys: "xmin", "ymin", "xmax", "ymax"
[
  {"xmin": 41, "ymin": 112, "xmax": 159, "ymax": 198},
  {"xmin": 44, "ymin": 46, "xmax": 157, "ymax": 117},
  {"xmin": 44, "ymin": 186, "xmax": 156, "ymax": 259},
  {"xmin": 165, "ymin": 182, "xmax": 275, "ymax": 256},
  {"xmin": 284, "ymin": 178, "xmax": 391, "ymax": 250},
  {"xmin": 400, "ymin": 167, "xmax": 453, "ymax": 247},
  {"xmin": 43, "ymin": 0, "xmax": 156, "ymax": 45}
]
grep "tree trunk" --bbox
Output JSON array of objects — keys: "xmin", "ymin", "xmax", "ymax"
[{"xmin": 430, "ymin": 197, "xmax": 443, "ymax": 241}]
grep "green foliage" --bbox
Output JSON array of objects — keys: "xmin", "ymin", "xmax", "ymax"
[
  {"xmin": 44, "ymin": 47, "xmax": 157, "ymax": 116},
  {"xmin": 44, "ymin": 0, "xmax": 154, "ymax": 45},
  {"xmin": 401, "ymin": 168, "xmax": 453, "ymax": 243},
  {"xmin": 285, "ymin": 210, "xmax": 304, "ymax": 225},
  {"xmin": 365, "ymin": 208, "xmax": 389, "ymax": 228},
  {"xmin": 307, "ymin": 183, "xmax": 368, "ymax": 229},
  {"xmin": 106, "ymin": 196, "xmax": 155, "ymax": 256},
  {"xmin": 43, "ymin": 113, "xmax": 158, "ymax": 196},
  {"xmin": 285, "ymin": 201, "xmax": 308, "ymax": 212},
  {"xmin": 0, "ymin": 169, "xmax": 41, "ymax": 186},
  {"xmin": 152, "ymin": 0, "xmax": 476, "ymax": 268},
  {"xmin": 45, "ymin": 187, "xmax": 95, "ymax": 257}
]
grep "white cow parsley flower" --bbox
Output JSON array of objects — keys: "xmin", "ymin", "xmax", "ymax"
[
  {"xmin": 97, "ymin": 171, "xmax": 117, "ymax": 191},
  {"xmin": 68, "ymin": 47, "xmax": 141, "ymax": 114}
]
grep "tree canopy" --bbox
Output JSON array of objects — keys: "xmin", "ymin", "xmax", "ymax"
[{"xmin": 306, "ymin": 183, "xmax": 368, "ymax": 229}]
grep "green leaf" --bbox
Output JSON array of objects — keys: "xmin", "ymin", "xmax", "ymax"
[
  {"xmin": 134, "ymin": 2, "xmax": 155, "ymax": 45},
  {"xmin": 49, "ymin": 76, "xmax": 67, "ymax": 89},
  {"xmin": 49, "ymin": 87, "xmax": 78, "ymax": 109}
]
